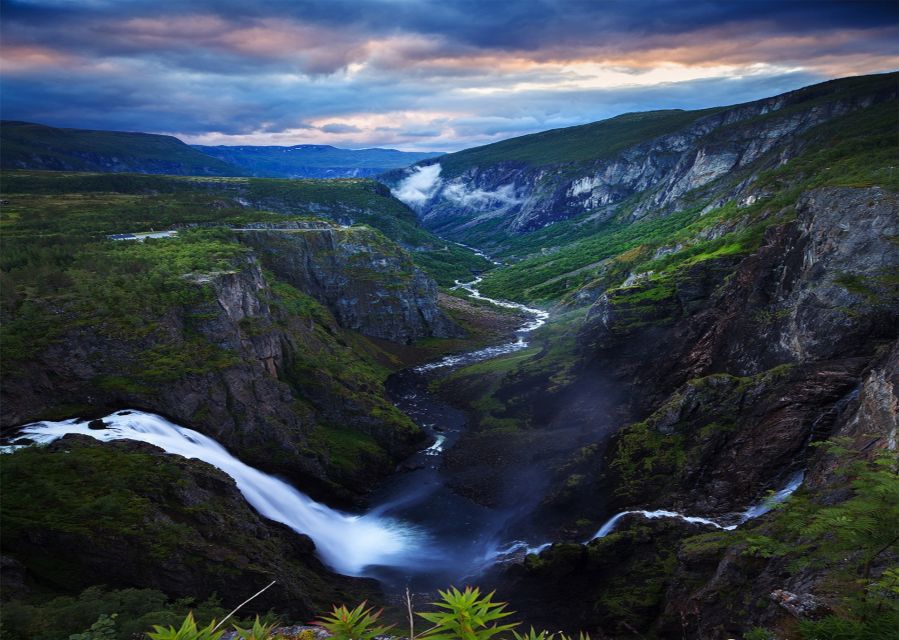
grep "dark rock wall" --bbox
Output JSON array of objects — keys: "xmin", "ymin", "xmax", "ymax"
[{"xmin": 237, "ymin": 227, "xmax": 460, "ymax": 343}]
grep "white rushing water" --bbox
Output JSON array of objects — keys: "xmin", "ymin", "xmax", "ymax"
[
  {"xmin": 415, "ymin": 276, "xmax": 549, "ymax": 372},
  {"xmin": 494, "ymin": 471, "xmax": 807, "ymax": 556},
  {"xmin": 588, "ymin": 470, "xmax": 805, "ymax": 541},
  {"xmin": 454, "ymin": 242, "xmax": 504, "ymax": 266},
  {"xmin": 6, "ymin": 411, "xmax": 426, "ymax": 577}
]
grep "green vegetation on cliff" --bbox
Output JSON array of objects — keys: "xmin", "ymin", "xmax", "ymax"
[
  {"xmin": 0, "ymin": 171, "xmax": 489, "ymax": 285},
  {"xmin": 0, "ymin": 169, "xmax": 449, "ymax": 493},
  {"xmin": 0, "ymin": 438, "xmax": 375, "ymax": 639},
  {"xmin": 474, "ymin": 88, "xmax": 897, "ymax": 304}
]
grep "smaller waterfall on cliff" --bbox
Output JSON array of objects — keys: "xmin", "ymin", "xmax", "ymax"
[
  {"xmin": 8, "ymin": 411, "xmax": 425, "ymax": 577},
  {"xmin": 589, "ymin": 470, "xmax": 806, "ymax": 540}
]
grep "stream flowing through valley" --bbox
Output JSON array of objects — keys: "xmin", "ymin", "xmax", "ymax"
[{"xmin": 5, "ymin": 275, "xmax": 803, "ymax": 589}]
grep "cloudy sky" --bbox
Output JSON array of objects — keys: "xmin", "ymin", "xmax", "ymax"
[{"xmin": 2, "ymin": 0, "xmax": 897, "ymax": 151}]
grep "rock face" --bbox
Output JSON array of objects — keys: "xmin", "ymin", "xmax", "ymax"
[
  {"xmin": 471, "ymin": 186, "xmax": 897, "ymax": 637},
  {"xmin": 575, "ymin": 187, "xmax": 898, "ymax": 516},
  {"xmin": 0, "ymin": 436, "xmax": 378, "ymax": 617},
  {"xmin": 385, "ymin": 73, "xmax": 896, "ymax": 245},
  {"xmin": 582, "ymin": 187, "xmax": 898, "ymax": 409},
  {"xmin": 0, "ymin": 230, "xmax": 452, "ymax": 501},
  {"xmin": 238, "ymin": 227, "xmax": 461, "ymax": 343}
]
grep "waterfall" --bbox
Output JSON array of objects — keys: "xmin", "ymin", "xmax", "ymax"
[
  {"xmin": 589, "ymin": 470, "xmax": 806, "ymax": 541},
  {"xmin": 7, "ymin": 410, "xmax": 428, "ymax": 577}
]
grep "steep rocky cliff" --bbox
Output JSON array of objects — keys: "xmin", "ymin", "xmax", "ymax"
[
  {"xmin": 0, "ymin": 170, "xmax": 470, "ymax": 502},
  {"xmin": 1, "ymin": 245, "xmax": 426, "ymax": 500},
  {"xmin": 647, "ymin": 342, "xmax": 898, "ymax": 639},
  {"xmin": 237, "ymin": 225, "xmax": 461, "ymax": 343},
  {"xmin": 0, "ymin": 211, "xmax": 470, "ymax": 507}
]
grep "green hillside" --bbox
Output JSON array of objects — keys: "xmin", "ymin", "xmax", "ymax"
[
  {"xmin": 477, "ymin": 96, "xmax": 899, "ymax": 302},
  {"xmin": 0, "ymin": 171, "xmax": 489, "ymax": 285},
  {"xmin": 433, "ymin": 72, "xmax": 898, "ymax": 179},
  {"xmin": 194, "ymin": 144, "xmax": 443, "ymax": 177},
  {"xmin": 436, "ymin": 108, "xmax": 723, "ymax": 176},
  {"xmin": 0, "ymin": 122, "xmax": 242, "ymax": 176}
]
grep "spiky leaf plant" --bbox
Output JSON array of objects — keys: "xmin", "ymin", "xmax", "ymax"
[
  {"xmin": 512, "ymin": 627, "xmax": 555, "ymax": 640},
  {"xmin": 315, "ymin": 601, "xmax": 393, "ymax": 640},
  {"xmin": 233, "ymin": 616, "xmax": 278, "ymax": 640},
  {"xmin": 418, "ymin": 586, "xmax": 518, "ymax": 640},
  {"xmin": 147, "ymin": 612, "xmax": 224, "ymax": 640}
]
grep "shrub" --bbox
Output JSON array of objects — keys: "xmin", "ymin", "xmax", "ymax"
[{"xmin": 68, "ymin": 614, "xmax": 118, "ymax": 640}]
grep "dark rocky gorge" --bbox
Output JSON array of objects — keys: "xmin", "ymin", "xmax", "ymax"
[{"xmin": 1, "ymin": 223, "xmax": 460, "ymax": 501}]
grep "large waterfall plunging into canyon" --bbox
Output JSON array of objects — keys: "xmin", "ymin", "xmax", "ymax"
[{"xmin": 9, "ymin": 410, "xmax": 427, "ymax": 577}]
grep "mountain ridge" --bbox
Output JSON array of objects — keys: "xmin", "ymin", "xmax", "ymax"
[
  {"xmin": 193, "ymin": 143, "xmax": 443, "ymax": 178},
  {"xmin": 384, "ymin": 71, "xmax": 897, "ymax": 261},
  {"xmin": 0, "ymin": 121, "xmax": 244, "ymax": 176},
  {"xmin": 0, "ymin": 121, "xmax": 443, "ymax": 179}
]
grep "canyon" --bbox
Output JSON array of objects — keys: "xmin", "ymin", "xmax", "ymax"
[{"xmin": 1, "ymin": 72, "xmax": 897, "ymax": 640}]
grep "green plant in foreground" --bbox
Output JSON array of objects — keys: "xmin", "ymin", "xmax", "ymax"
[
  {"xmin": 419, "ymin": 587, "xmax": 518, "ymax": 640},
  {"xmin": 512, "ymin": 627, "xmax": 554, "ymax": 640},
  {"xmin": 315, "ymin": 601, "xmax": 393, "ymax": 640},
  {"xmin": 147, "ymin": 612, "xmax": 224, "ymax": 640},
  {"xmin": 234, "ymin": 616, "xmax": 278, "ymax": 640}
]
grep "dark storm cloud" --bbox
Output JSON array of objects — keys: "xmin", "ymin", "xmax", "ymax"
[
  {"xmin": 5, "ymin": 0, "xmax": 894, "ymax": 54},
  {"xmin": 1, "ymin": 0, "xmax": 896, "ymax": 149}
]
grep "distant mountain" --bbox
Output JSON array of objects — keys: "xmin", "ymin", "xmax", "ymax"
[
  {"xmin": 0, "ymin": 121, "xmax": 243, "ymax": 176},
  {"xmin": 192, "ymin": 144, "xmax": 444, "ymax": 178}
]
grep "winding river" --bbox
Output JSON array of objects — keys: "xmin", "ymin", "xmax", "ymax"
[{"xmin": 4, "ymin": 275, "xmax": 803, "ymax": 588}]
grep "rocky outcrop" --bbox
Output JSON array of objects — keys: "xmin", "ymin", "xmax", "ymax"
[
  {"xmin": 809, "ymin": 339, "xmax": 899, "ymax": 483},
  {"xmin": 579, "ymin": 187, "xmax": 896, "ymax": 508},
  {"xmin": 581, "ymin": 187, "xmax": 899, "ymax": 413},
  {"xmin": 644, "ymin": 340, "xmax": 899, "ymax": 640},
  {"xmin": 0, "ymin": 436, "xmax": 378, "ymax": 617},
  {"xmin": 237, "ymin": 226, "xmax": 460, "ymax": 343}
]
